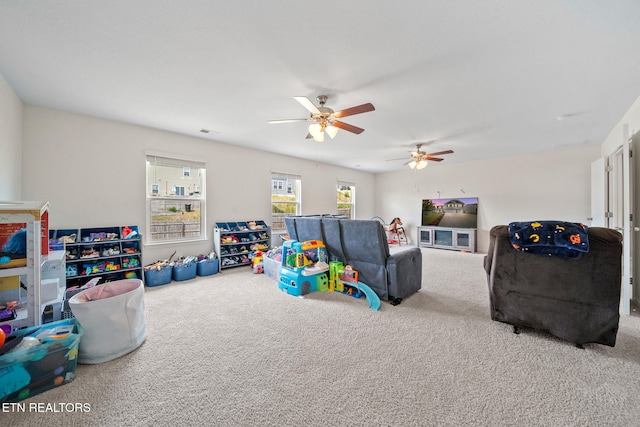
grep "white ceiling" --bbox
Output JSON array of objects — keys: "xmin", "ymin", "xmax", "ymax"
[{"xmin": 2, "ymin": 1, "xmax": 640, "ymax": 173}]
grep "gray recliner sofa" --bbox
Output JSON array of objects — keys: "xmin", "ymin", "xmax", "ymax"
[
  {"xmin": 484, "ymin": 225, "xmax": 623, "ymax": 347},
  {"xmin": 284, "ymin": 216, "xmax": 422, "ymax": 302}
]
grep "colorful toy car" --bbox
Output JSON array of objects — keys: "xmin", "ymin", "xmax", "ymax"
[
  {"xmin": 278, "ymin": 240, "xmax": 381, "ymax": 310},
  {"xmin": 278, "ymin": 240, "xmax": 329, "ymax": 296}
]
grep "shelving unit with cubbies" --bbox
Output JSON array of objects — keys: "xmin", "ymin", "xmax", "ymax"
[
  {"xmin": 51, "ymin": 225, "xmax": 143, "ymax": 288},
  {"xmin": 0, "ymin": 201, "xmax": 60, "ymax": 330},
  {"xmin": 213, "ymin": 220, "xmax": 270, "ymax": 270}
]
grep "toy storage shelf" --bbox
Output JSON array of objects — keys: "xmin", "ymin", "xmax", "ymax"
[
  {"xmin": 50, "ymin": 226, "xmax": 143, "ymax": 288},
  {"xmin": 0, "ymin": 201, "xmax": 52, "ymax": 329},
  {"xmin": 213, "ymin": 220, "xmax": 270, "ymax": 270}
]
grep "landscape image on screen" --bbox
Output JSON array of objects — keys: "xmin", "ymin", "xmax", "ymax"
[{"xmin": 422, "ymin": 197, "xmax": 478, "ymax": 228}]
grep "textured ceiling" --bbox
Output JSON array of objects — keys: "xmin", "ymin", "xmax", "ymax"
[{"xmin": 2, "ymin": 1, "xmax": 640, "ymax": 173}]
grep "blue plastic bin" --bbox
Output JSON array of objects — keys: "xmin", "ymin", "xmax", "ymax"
[
  {"xmin": 197, "ymin": 259, "xmax": 219, "ymax": 276},
  {"xmin": 172, "ymin": 262, "xmax": 197, "ymax": 281},
  {"xmin": 0, "ymin": 318, "xmax": 83, "ymax": 403},
  {"xmin": 144, "ymin": 266, "xmax": 173, "ymax": 287}
]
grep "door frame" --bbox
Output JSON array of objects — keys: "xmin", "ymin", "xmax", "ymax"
[{"xmin": 608, "ymin": 126, "xmax": 634, "ymax": 315}]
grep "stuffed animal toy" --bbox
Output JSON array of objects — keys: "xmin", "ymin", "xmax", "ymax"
[{"xmin": 59, "ymin": 233, "xmax": 77, "ymax": 244}]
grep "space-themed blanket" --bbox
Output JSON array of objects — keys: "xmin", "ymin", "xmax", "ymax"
[{"xmin": 508, "ymin": 221, "xmax": 589, "ymax": 258}]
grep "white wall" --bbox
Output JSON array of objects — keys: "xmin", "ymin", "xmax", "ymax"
[
  {"xmin": 375, "ymin": 145, "xmax": 601, "ymax": 253},
  {"xmin": 601, "ymin": 95, "xmax": 640, "ymax": 157},
  {"xmin": 22, "ymin": 106, "xmax": 376, "ymax": 264},
  {"xmin": 19, "ymin": 96, "xmax": 638, "ymax": 260},
  {"xmin": 0, "ymin": 73, "xmax": 23, "ymax": 200}
]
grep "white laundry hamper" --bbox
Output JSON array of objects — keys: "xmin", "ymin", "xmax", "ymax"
[{"xmin": 69, "ymin": 279, "xmax": 146, "ymax": 364}]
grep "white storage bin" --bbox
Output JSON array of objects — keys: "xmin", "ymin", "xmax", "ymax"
[{"xmin": 69, "ymin": 279, "xmax": 146, "ymax": 364}]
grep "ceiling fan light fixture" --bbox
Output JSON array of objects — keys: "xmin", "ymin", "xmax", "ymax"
[
  {"xmin": 308, "ymin": 123, "xmax": 325, "ymax": 142},
  {"xmin": 271, "ymin": 95, "xmax": 374, "ymax": 141},
  {"xmin": 408, "ymin": 158, "xmax": 428, "ymax": 170},
  {"xmin": 308, "ymin": 123, "xmax": 322, "ymax": 140},
  {"xmin": 325, "ymin": 125, "xmax": 339, "ymax": 139}
]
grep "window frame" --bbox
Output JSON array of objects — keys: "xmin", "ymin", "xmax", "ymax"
[
  {"xmin": 271, "ymin": 172, "xmax": 301, "ymax": 231},
  {"xmin": 146, "ymin": 152, "xmax": 206, "ymax": 245},
  {"xmin": 337, "ymin": 181, "xmax": 355, "ymax": 219}
]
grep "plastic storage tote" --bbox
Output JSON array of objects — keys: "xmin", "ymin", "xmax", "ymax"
[
  {"xmin": 197, "ymin": 258, "xmax": 219, "ymax": 276},
  {"xmin": 0, "ymin": 318, "xmax": 83, "ymax": 403},
  {"xmin": 144, "ymin": 265, "xmax": 173, "ymax": 287},
  {"xmin": 172, "ymin": 262, "xmax": 197, "ymax": 281}
]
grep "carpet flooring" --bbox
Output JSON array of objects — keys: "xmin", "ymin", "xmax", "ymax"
[{"xmin": 4, "ymin": 248, "xmax": 640, "ymax": 426}]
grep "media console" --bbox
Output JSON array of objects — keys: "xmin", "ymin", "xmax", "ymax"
[{"xmin": 417, "ymin": 226, "xmax": 476, "ymax": 253}]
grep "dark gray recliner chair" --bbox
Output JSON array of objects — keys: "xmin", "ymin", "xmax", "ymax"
[
  {"xmin": 484, "ymin": 225, "xmax": 623, "ymax": 347},
  {"xmin": 285, "ymin": 216, "xmax": 422, "ymax": 302}
]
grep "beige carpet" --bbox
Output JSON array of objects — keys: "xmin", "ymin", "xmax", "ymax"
[{"xmin": 5, "ymin": 248, "xmax": 640, "ymax": 426}]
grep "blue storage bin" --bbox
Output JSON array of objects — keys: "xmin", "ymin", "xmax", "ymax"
[
  {"xmin": 48, "ymin": 239, "xmax": 65, "ymax": 251},
  {"xmin": 172, "ymin": 262, "xmax": 197, "ymax": 281},
  {"xmin": 144, "ymin": 266, "xmax": 173, "ymax": 287},
  {"xmin": 0, "ymin": 318, "xmax": 82, "ymax": 403},
  {"xmin": 197, "ymin": 258, "xmax": 219, "ymax": 276},
  {"xmin": 121, "ymin": 225, "xmax": 139, "ymax": 239},
  {"xmin": 54, "ymin": 228, "xmax": 79, "ymax": 243}
]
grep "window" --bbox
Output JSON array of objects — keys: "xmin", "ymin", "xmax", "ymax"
[
  {"xmin": 146, "ymin": 154, "xmax": 206, "ymax": 243},
  {"xmin": 337, "ymin": 181, "xmax": 355, "ymax": 219},
  {"xmin": 271, "ymin": 172, "xmax": 301, "ymax": 230},
  {"xmin": 172, "ymin": 185, "xmax": 186, "ymax": 196}
]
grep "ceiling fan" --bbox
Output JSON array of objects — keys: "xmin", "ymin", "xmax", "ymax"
[
  {"xmin": 387, "ymin": 144, "xmax": 454, "ymax": 170},
  {"xmin": 268, "ymin": 95, "xmax": 375, "ymax": 142}
]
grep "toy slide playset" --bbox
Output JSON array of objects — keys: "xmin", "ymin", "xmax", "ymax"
[{"xmin": 278, "ymin": 240, "xmax": 381, "ymax": 311}]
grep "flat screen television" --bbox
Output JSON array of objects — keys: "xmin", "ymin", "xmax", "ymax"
[{"xmin": 421, "ymin": 197, "xmax": 478, "ymax": 228}]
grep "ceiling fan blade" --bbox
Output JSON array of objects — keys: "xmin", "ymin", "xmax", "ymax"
[
  {"xmin": 386, "ymin": 157, "xmax": 408, "ymax": 162},
  {"xmin": 305, "ymin": 133, "xmax": 313, "ymax": 139},
  {"xmin": 426, "ymin": 150, "xmax": 454, "ymax": 156},
  {"xmin": 333, "ymin": 103, "xmax": 375, "ymax": 118},
  {"xmin": 268, "ymin": 118, "xmax": 309, "ymax": 124},
  {"xmin": 332, "ymin": 120, "xmax": 364, "ymax": 134},
  {"xmin": 425, "ymin": 157, "xmax": 444, "ymax": 162},
  {"xmin": 294, "ymin": 96, "xmax": 321, "ymax": 114}
]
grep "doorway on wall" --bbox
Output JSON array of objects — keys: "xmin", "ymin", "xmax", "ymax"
[
  {"xmin": 606, "ymin": 133, "xmax": 636, "ymax": 315},
  {"xmin": 610, "ymin": 145, "xmax": 631, "ymax": 315},
  {"xmin": 591, "ymin": 128, "xmax": 637, "ymax": 315}
]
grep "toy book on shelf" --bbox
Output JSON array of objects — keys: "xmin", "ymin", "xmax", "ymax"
[{"xmin": 0, "ymin": 224, "xmax": 27, "ymax": 268}]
